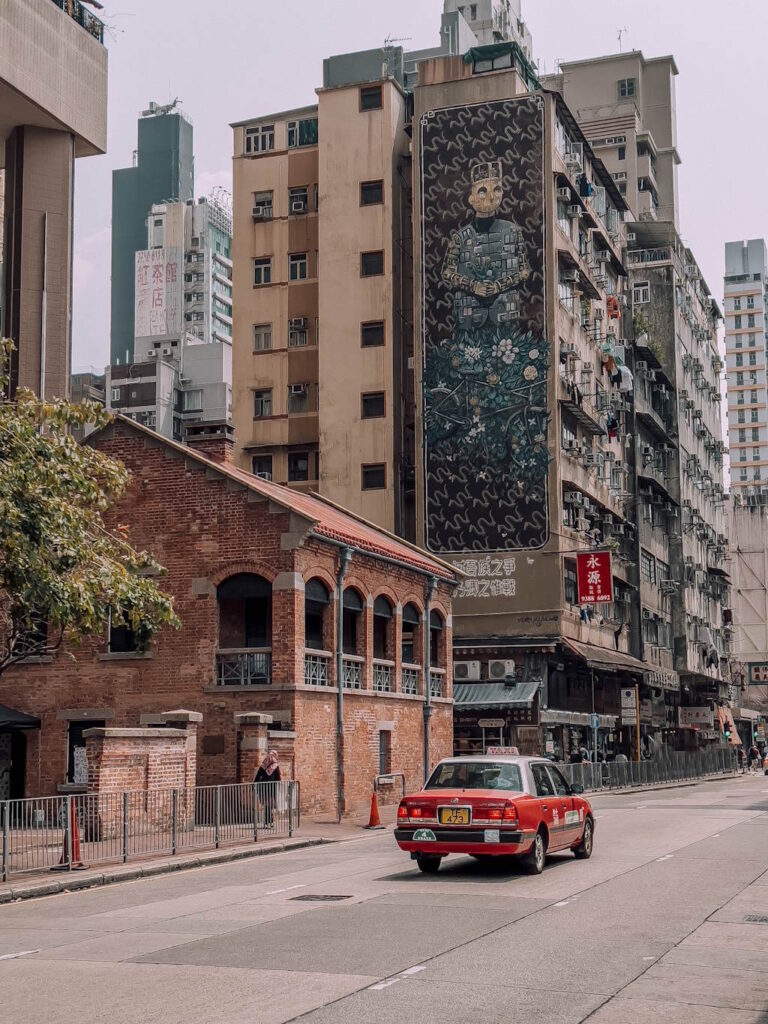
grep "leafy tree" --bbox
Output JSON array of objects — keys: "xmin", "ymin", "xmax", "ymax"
[{"xmin": 0, "ymin": 339, "xmax": 179, "ymax": 674}]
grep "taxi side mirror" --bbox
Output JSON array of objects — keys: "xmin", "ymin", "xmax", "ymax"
[{"xmin": 570, "ymin": 783, "xmax": 584, "ymax": 795}]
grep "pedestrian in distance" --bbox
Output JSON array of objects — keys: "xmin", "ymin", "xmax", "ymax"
[
  {"xmin": 738, "ymin": 746, "xmax": 746, "ymax": 774},
  {"xmin": 255, "ymin": 750, "xmax": 281, "ymax": 828}
]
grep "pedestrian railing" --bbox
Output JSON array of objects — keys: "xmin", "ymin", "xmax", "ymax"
[
  {"xmin": 557, "ymin": 748, "xmax": 737, "ymax": 793},
  {"xmin": 1, "ymin": 780, "xmax": 299, "ymax": 883}
]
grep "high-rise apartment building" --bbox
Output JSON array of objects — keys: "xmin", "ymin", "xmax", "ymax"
[
  {"xmin": 724, "ymin": 239, "xmax": 768, "ymax": 492},
  {"xmin": 547, "ymin": 52, "xmax": 680, "ymax": 227},
  {"xmin": 110, "ymin": 101, "xmax": 194, "ymax": 366},
  {"xmin": 106, "ymin": 194, "xmax": 233, "ymax": 441},
  {"xmin": 1, "ymin": 0, "xmax": 107, "ymax": 398}
]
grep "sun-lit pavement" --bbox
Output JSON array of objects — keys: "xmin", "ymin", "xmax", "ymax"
[{"xmin": 2, "ymin": 773, "xmax": 768, "ymax": 1024}]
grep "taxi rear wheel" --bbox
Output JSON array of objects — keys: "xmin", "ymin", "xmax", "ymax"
[
  {"xmin": 416, "ymin": 854, "xmax": 441, "ymax": 874},
  {"xmin": 523, "ymin": 830, "xmax": 546, "ymax": 875},
  {"xmin": 574, "ymin": 817, "xmax": 594, "ymax": 860}
]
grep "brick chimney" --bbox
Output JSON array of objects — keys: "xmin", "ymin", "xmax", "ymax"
[{"xmin": 184, "ymin": 422, "xmax": 235, "ymax": 465}]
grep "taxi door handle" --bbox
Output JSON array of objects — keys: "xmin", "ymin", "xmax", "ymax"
[{"xmin": 542, "ymin": 804, "xmax": 548, "ymax": 811}]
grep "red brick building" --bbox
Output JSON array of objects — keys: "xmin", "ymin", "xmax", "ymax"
[{"xmin": 0, "ymin": 417, "xmax": 456, "ymax": 817}]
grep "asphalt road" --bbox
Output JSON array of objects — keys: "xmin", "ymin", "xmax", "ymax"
[{"xmin": 3, "ymin": 773, "xmax": 768, "ymax": 1024}]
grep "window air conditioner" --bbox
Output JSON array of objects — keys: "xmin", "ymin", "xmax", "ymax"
[
  {"xmin": 453, "ymin": 660, "xmax": 481, "ymax": 681},
  {"xmin": 289, "ymin": 383, "xmax": 308, "ymax": 395},
  {"xmin": 488, "ymin": 659, "xmax": 517, "ymax": 680},
  {"xmin": 290, "ymin": 199, "xmax": 307, "ymax": 214},
  {"xmin": 252, "ymin": 205, "xmax": 273, "ymax": 220}
]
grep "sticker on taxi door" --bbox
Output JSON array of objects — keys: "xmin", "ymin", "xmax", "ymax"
[{"xmin": 564, "ymin": 811, "xmax": 580, "ymax": 825}]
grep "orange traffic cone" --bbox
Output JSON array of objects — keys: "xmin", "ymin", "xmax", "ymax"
[
  {"xmin": 51, "ymin": 799, "xmax": 86, "ymax": 871},
  {"xmin": 365, "ymin": 790, "xmax": 385, "ymax": 830}
]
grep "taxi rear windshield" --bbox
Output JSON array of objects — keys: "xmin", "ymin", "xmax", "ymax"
[{"xmin": 426, "ymin": 762, "xmax": 523, "ymax": 792}]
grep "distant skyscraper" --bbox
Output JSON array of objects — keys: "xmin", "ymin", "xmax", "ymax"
[
  {"xmin": 110, "ymin": 101, "xmax": 194, "ymax": 365},
  {"xmin": 724, "ymin": 239, "xmax": 768, "ymax": 492}
]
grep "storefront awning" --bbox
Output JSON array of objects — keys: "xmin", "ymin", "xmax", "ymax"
[
  {"xmin": 561, "ymin": 638, "xmax": 647, "ymax": 676},
  {"xmin": 453, "ymin": 679, "xmax": 540, "ymax": 710},
  {"xmin": 732, "ymin": 707, "xmax": 762, "ymax": 722},
  {"xmin": 540, "ymin": 709, "xmax": 618, "ymax": 729},
  {"xmin": 0, "ymin": 705, "xmax": 40, "ymax": 730}
]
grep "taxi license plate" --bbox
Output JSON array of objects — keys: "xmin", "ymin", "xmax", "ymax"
[{"xmin": 438, "ymin": 807, "xmax": 470, "ymax": 825}]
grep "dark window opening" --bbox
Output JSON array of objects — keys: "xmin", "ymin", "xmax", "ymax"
[
  {"xmin": 373, "ymin": 595, "xmax": 393, "ymax": 659},
  {"xmin": 342, "ymin": 588, "xmax": 364, "ymax": 656},
  {"xmin": 361, "ymin": 321, "xmax": 385, "ymax": 347},
  {"xmin": 362, "ymin": 463, "xmax": 386, "ymax": 489},
  {"xmin": 360, "ymin": 85, "xmax": 383, "ymax": 111},
  {"xmin": 402, "ymin": 602, "xmax": 420, "ymax": 664},
  {"xmin": 305, "ymin": 578, "xmax": 330, "ymax": 651},
  {"xmin": 109, "ymin": 611, "xmax": 138, "ymax": 654},
  {"xmin": 361, "ymin": 392, "xmax": 386, "ymax": 418},
  {"xmin": 67, "ymin": 720, "xmax": 105, "ymax": 784},
  {"xmin": 217, "ymin": 574, "xmax": 272, "ymax": 648},
  {"xmin": 288, "ymin": 452, "xmax": 310, "ymax": 481},
  {"xmin": 379, "ymin": 730, "xmax": 392, "ymax": 775},
  {"xmin": 361, "ymin": 251, "xmax": 384, "ymax": 277},
  {"xmin": 429, "ymin": 609, "xmax": 443, "ymax": 667},
  {"xmin": 360, "ymin": 180, "xmax": 384, "ymax": 206},
  {"xmin": 252, "ymin": 455, "xmax": 273, "ymax": 479}
]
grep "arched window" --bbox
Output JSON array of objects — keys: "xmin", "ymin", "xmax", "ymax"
[
  {"xmin": 402, "ymin": 603, "xmax": 421, "ymax": 665},
  {"xmin": 217, "ymin": 574, "xmax": 272, "ymax": 649},
  {"xmin": 342, "ymin": 588, "xmax": 364, "ymax": 656},
  {"xmin": 429, "ymin": 609, "xmax": 444, "ymax": 668},
  {"xmin": 373, "ymin": 595, "xmax": 394, "ymax": 660},
  {"xmin": 305, "ymin": 578, "xmax": 330, "ymax": 651}
]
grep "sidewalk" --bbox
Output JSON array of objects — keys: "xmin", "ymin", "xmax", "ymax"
[{"xmin": 0, "ymin": 804, "xmax": 399, "ymax": 904}]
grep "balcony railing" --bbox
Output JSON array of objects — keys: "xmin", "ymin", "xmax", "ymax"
[
  {"xmin": 216, "ymin": 649, "xmax": 271, "ymax": 686},
  {"xmin": 429, "ymin": 670, "xmax": 446, "ymax": 698},
  {"xmin": 402, "ymin": 665, "xmax": 420, "ymax": 695},
  {"xmin": 342, "ymin": 655, "xmax": 363, "ymax": 690},
  {"xmin": 304, "ymin": 651, "xmax": 330, "ymax": 687},
  {"xmin": 373, "ymin": 661, "xmax": 393, "ymax": 692},
  {"xmin": 50, "ymin": 0, "xmax": 105, "ymax": 43}
]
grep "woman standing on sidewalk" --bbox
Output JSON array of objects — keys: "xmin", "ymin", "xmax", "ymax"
[{"xmin": 255, "ymin": 751, "xmax": 281, "ymax": 827}]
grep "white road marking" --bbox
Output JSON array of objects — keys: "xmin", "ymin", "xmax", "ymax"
[
  {"xmin": 554, "ymin": 900, "xmax": 571, "ymax": 907},
  {"xmin": 265, "ymin": 884, "xmax": 306, "ymax": 895},
  {"xmin": 656, "ymin": 854, "xmax": 674, "ymax": 862},
  {"xmin": 0, "ymin": 950, "xmax": 38, "ymax": 961},
  {"xmin": 369, "ymin": 979, "xmax": 400, "ymax": 991},
  {"xmin": 370, "ymin": 965, "xmax": 427, "ymax": 991},
  {"xmin": 712, "ymin": 833, "xmax": 720, "ymax": 838},
  {"xmin": 642, "ymin": 956, "xmax": 655, "ymax": 961},
  {"xmin": 401, "ymin": 965, "xmax": 427, "ymax": 976}
]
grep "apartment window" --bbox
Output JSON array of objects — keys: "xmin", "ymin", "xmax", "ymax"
[
  {"xmin": 288, "ymin": 318, "xmax": 309, "ymax": 347},
  {"xmin": 361, "ymin": 392, "xmax": 386, "ymax": 418},
  {"xmin": 734, "ymin": 298, "xmax": 742, "ymax": 310},
  {"xmin": 362, "ymin": 463, "xmax": 386, "ymax": 490},
  {"xmin": 736, "ymin": 354, "xmax": 743, "ymax": 367},
  {"xmin": 252, "ymin": 455, "xmax": 273, "ymax": 480},
  {"xmin": 753, "ymin": 428, "xmax": 761, "ymax": 441},
  {"xmin": 111, "ymin": 387, "xmax": 120, "ymax": 403},
  {"xmin": 564, "ymin": 566, "xmax": 578, "ymax": 605},
  {"xmin": 754, "ymin": 447, "xmax": 761, "ymax": 461},
  {"xmin": 360, "ymin": 180, "xmax": 384, "ymax": 206},
  {"xmin": 740, "ymin": 468, "xmax": 749, "ymax": 481},
  {"xmin": 735, "ymin": 315, "xmax": 742, "ymax": 329},
  {"xmin": 289, "ymin": 253, "xmax": 308, "ymax": 281},
  {"xmin": 361, "ymin": 321, "xmax": 385, "ymax": 347},
  {"xmin": 738, "ymin": 410, "xmax": 746, "ymax": 423},
  {"xmin": 618, "ymin": 78, "xmax": 636, "ymax": 98},
  {"xmin": 749, "ymin": 352, "xmax": 757, "ymax": 366},
  {"xmin": 748, "ymin": 295, "xmax": 756, "ymax": 309},
  {"xmin": 253, "ymin": 389, "xmax": 273, "ymax": 418},
  {"xmin": 287, "ymin": 117, "xmax": 318, "ymax": 148},
  {"xmin": 360, "ymin": 85, "xmax": 383, "ymax": 111},
  {"xmin": 633, "ymin": 281, "xmax": 650, "ymax": 305},
  {"xmin": 244, "ymin": 124, "xmax": 274, "ymax": 154},
  {"xmin": 618, "ymin": 182, "xmax": 627, "ymax": 196},
  {"xmin": 640, "ymin": 549, "xmax": 656, "ymax": 584},
  {"xmin": 289, "ymin": 186, "xmax": 308, "ymax": 215},
  {"xmin": 617, "ymin": 145, "xmax": 626, "ymax": 161},
  {"xmin": 288, "ymin": 452, "xmax": 309, "ymax": 482},
  {"xmin": 738, "ymin": 393, "xmax": 745, "ymax": 406},
  {"xmin": 739, "ymin": 429, "xmax": 747, "ymax": 442},
  {"xmin": 739, "ymin": 450, "xmax": 747, "ymax": 462},
  {"xmin": 735, "ymin": 335, "xmax": 743, "ymax": 348},
  {"xmin": 252, "ymin": 190, "xmax": 273, "ymax": 219},
  {"xmin": 183, "ymin": 389, "xmax": 203, "ymax": 412},
  {"xmin": 752, "ymin": 409, "xmax": 760, "ymax": 422},
  {"xmin": 361, "ymin": 250, "xmax": 384, "ymax": 277},
  {"xmin": 737, "ymin": 372, "xmax": 744, "ymax": 385},
  {"xmin": 253, "ymin": 257, "xmax": 272, "ymax": 286},
  {"xmin": 749, "ymin": 313, "xmax": 756, "ymax": 328},
  {"xmin": 252, "ymin": 324, "xmax": 272, "ymax": 352},
  {"xmin": 750, "ymin": 372, "xmax": 759, "ymax": 384},
  {"xmin": 287, "ymin": 384, "xmax": 310, "ymax": 414}
]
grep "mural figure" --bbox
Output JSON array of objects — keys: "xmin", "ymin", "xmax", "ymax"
[{"xmin": 421, "ymin": 96, "xmax": 549, "ymax": 553}]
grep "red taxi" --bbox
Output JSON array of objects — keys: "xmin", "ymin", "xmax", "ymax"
[{"xmin": 395, "ymin": 755, "xmax": 594, "ymax": 874}]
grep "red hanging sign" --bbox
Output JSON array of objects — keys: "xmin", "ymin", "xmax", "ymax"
[{"xmin": 576, "ymin": 551, "xmax": 614, "ymax": 604}]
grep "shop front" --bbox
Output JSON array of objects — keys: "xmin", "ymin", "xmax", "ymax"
[{"xmin": 453, "ymin": 679, "xmax": 541, "ymax": 755}]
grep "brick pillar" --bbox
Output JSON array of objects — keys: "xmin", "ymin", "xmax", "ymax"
[
  {"xmin": 394, "ymin": 604, "xmax": 403, "ymax": 693},
  {"xmin": 272, "ymin": 573, "xmax": 304, "ymax": 685},
  {"xmin": 160, "ymin": 709, "xmax": 202, "ymax": 791},
  {"xmin": 235, "ymin": 712, "xmax": 273, "ymax": 783}
]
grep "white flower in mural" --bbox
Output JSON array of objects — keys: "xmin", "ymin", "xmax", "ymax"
[
  {"xmin": 524, "ymin": 365, "xmax": 538, "ymax": 381},
  {"xmin": 463, "ymin": 345, "xmax": 482, "ymax": 361},
  {"xmin": 529, "ymin": 348, "xmax": 540, "ymax": 360},
  {"xmin": 492, "ymin": 338, "xmax": 516, "ymax": 364}
]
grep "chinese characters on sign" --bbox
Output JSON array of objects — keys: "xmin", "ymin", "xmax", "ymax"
[
  {"xmin": 576, "ymin": 551, "xmax": 613, "ymax": 605},
  {"xmin": 134, "ymin": 247, "xmax": 182, "ymax": 338},
  {"xmin": 679, "ymin": 706, "xmax": 714, "ymax": 727},
  {"xmin": 454, "ymin": 557, "xmax": 516, "ymax": 600},
  {"xmin": 748, "ymin": 663, "xmax": 768, "ymax": 685}
]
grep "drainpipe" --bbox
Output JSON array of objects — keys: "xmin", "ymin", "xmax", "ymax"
[
  {"xmin": 335, "ymin": 546, "xmax": 352, "ymax": 822},
  {"xmin": 423, "ymin": 575, "xmax": 437, "ymax": 783}
]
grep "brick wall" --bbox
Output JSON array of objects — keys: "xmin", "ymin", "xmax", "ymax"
[{"xmin": 0, "ymin": 419, "xmax": 455, "ymax": 817}]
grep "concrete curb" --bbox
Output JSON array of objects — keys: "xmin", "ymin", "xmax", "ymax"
[{"xmin": 0, "ymin": 836, "xmax": 331, "ymax": 904}]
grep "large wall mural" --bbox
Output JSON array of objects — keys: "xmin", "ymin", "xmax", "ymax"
[{"xmin": 420, "ymin": 95, "xmax": 549, "ymax": 553}]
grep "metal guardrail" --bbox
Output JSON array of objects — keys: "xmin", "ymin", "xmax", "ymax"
[
  {"xmin": 1, "ymin": 780, "xmax": 299, "ymax": 882},
  {"xmin": 556, "ymin": 748, "xmax": 737, "ymax": 793}
]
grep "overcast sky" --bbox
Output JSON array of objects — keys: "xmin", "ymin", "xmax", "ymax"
[{"xmin": 72, "ymin": 0, "xmax": 768, "ymax": 371}]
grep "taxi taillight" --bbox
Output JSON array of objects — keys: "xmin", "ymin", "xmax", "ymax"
[
  {"xmin": 397, "ymin": 802, "xmax": 409, "ymax": 820},
  {"xmin": 503, "ymin": 801, "xmax": 519, "ymax": 824}
]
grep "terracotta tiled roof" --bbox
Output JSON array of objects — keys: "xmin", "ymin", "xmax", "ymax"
[{"xmin": 100, "ymin": 417, "xmax": 457, "ymax": 581}]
